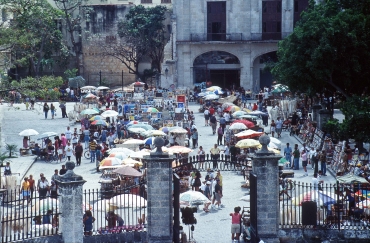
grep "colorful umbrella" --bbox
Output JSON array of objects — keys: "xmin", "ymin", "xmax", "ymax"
[
  {"xmin": 355, "ymin": 190, "xmax": 370, "ymax": 198},
  {"xmin": 108, "ymin": 152, "xmax": 130, "ymax": 160},
  {"xmin": 249, "ymin": 110, "xmax": 267, "ymax": 116},
  {"xmin": 234, "ymin": 130, "xmax": 263, "ymax": 138},
  {"xmin": 113, "ymin": 166, "xmax": 142, "ymax": 177},
  {"xmin": 167, "ymin": 146, "xmax": 193, "ymax": 154},
  {"xmin": 122, "ymin": 157, "xmax": 143, "ymax": 167},
  {"xmin": 232, "ymin": 111, "xmax": 248, "ymax": 118},
  {"xmin": 204, "ymin": 94, "xmax": 219, "ymax": 100},
  {"xmin": 81, "ymin": 86, "xmax": 96, "ymax": 90},
  {"xmin": 235, "ymin": 139, "xmax": 260, "ymax": 149},
  {"xmin": 91, "ymin": 120, "xmax": 108, "ymax": 126},
  {"xmin": 80, "ymin": 108, "xmax": 99, "ymax": 115},
  {"xmin": 127, "ymin": 121, "xmax": 139, "ymax": 125},
  {"xmin": 89, "ymin": 115, "xmax": 103, "ymax": 121},
  {"xmin": 99, "ymin": 157, "xmax": 123, "ymax": 170},
  {"xmin": 214, "ymin": 89, "xmax": 224, "ymax": 95},
  {"xmin": 171, "ymin": 128, "xmax": 188, "ymax": 134},
  {"xmin": 225, "ymin": 105, "xmax": 240, "ymax": 112},
  {"xmin": 129, "ymin": 124, "xmax": 154, "ymax": 131},
  {"xmin": 146, "ymin": 107, "xmax": 159, "ymax": 113},
  {"xmin": 206, "ymin": 86, "xmax": 222, "ymax": 91},
  {"xmin": 84, "ymin": 93, "xmax": 97, "ymax": 99},
  {"xmin": 145, "ymin": 137, "xmax": 156, "ymax": 145},
  {"xmin": 231, "ymin": 120, "xmax": 255, "ymax": 129}
]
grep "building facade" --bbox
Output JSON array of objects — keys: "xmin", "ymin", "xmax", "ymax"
[{"xmin": 161, "ymin": 0, "xmax": 308, "ymax": 91}]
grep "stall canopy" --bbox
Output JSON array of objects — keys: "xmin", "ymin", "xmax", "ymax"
[{"xmin": 336, "ymin": 174, "xmax": 369, "ymax": 184}]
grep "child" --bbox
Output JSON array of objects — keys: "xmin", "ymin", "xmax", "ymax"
[{"xmin": 230, "ymin": 206, "xmax": 242, "ymax": 242}]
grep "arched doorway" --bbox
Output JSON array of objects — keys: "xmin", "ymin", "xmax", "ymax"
[
  {"xmin": 253, "ymin": 51, "xmax": 277, "ymax": 92},
  {"xmin": 193, "ymin": 51, "xmax": 241, "ymax": 89}
]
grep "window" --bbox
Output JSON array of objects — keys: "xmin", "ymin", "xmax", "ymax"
[
  {"xmin": 262, "ymin": 22, "xmax": 267, "ymax": 32},
  {"xmin": 262, "ymin": 2, "xmax": 267, "ymax": 13},
  {"xmin": 161, "ymin": 0, "xmax": 171, "ymax": 3},
  {"xmin": 141, "ymin": 0, "xmax": 152, "ymax": 3},
  {"xmin": 277, "ymin": 2, "xmax": 281, "ymax": 13},
  {"xmin": 294, "ymin": 1, "xmax": 298, "ymax": 12},
  {"xmin": 277, "ymin": 21, "xmax": 281, "ymax": 32}
]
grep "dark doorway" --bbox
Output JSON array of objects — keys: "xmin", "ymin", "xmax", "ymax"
[
  {"xmin": 209, "ymin": 69, "xmax": 240, "ymax": 89},
  {"xmin": 260, "ymin": 69, "xmax": 273, "ymax": 91},
  {"xmin": 207, "ymin": 1, "xmax": 226, "ymax": 41}
]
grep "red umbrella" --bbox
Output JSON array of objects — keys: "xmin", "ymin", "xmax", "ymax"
[{"xmin": 231, "ymin": 120, "xmax": 255, "ymax": 129}]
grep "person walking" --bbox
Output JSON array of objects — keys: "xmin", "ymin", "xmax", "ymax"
[
  {"xmin": 210, "ymin": 144, "xmax": 221, "ymax": 169},
  {"xmin": 275, "ymin": 117, "xmax": 283, "ymax": 138},
  {"xmin": 230, "ymin": 206, "xmax": 242, "ymax": 242},
  {"xmin": 292, "ymin": 144, "xmax": 300, "ymax": 170},
  {"xmin": 28, "ymin": 174, "xmax": 35, "ymax": 200},
  {"xmin": 217, "ymin": 126, "xmax": 224, "ymax": 146},
  {"xmin": 59, "ymin": 102, "xmax": 68, "ymax": 118},
  {"xmin": 320, "ymin": 150, "xmax": 327, "ymax": 176},
  {"xmin": 270, "ymin": 119, "xmax": 276, "ymax": 137},
  {"xmin": 309, "ymin": 147, "xmax": 315, "ymax": 170},
  {"xmin": 43, "ymin": 102, "xmax": 49, "ymax": 119},
  {"xmin": 197, "ymin": 146, "xmax": 205, "ymax": 170},
  {"xmin": 301, "ymin": 149, "xmax": 308, "ymax": 176},
  {"xmin": 210, "ymin": 115, "xmax": 217, "ymax": 135},
  {"xmin": 65, "ymin": 141, "xmax": 73, "ymax": 162},
  {"xmin": 284, "ymin": 143, "xmax": 292, "ymax": 168},
  {"xmin": 50, "ymin": 103, "xmax": 56, "ymax": 119},
  {"xmin": 191, "ymin": 128, "xmax": 198, "ymax": 149},
  {"xmin": 204, "ymin": 107, "xmax": 210, "ymax": 126},
  {"xmin": 89, "ymin": 139, "xmax": 97, "ymax": 163}
]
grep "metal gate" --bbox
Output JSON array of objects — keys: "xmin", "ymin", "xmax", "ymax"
[{"xmin": 249, "ymin": 172, "xmax": 258, "ymax": 242}]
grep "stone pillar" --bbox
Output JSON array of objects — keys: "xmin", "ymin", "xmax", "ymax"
[
  {"xmin": 317, "ymin": 109, "xmax": 331, "ymax": 130},
  {"xmin": 311, "ymin": 104, "xmax": 322, "ymax": 123},
  {"xmin": 55, "ymin": 161, "xmax": 86, "ymax": 243},
  {"xmin": 145, "ymin": 138, "xmax": 174, "ymax": 243},
  {"xmin": 250, "ymin": 135, "xmax": 282, "ymax": 243}
]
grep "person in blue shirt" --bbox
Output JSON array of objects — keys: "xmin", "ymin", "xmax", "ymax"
[{"xmin": 284, "ymin": 143, "xmax": 292, "ymax": 168}]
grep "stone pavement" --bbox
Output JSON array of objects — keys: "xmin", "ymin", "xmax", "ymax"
[{"xmin": 0, "ymin": 100, "xmax": 343, "ymax": 243}]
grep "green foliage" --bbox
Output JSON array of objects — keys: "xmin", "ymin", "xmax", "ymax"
[
  {"xmin": 0, "ymin": 0, "xmax": 67, "ymax": 76},
  {"xmin": 5, "ymin": 144, "xmax": 17, "ymax": 158},
  {"xmin": 270, "ymin": 0, "xmax": 370, "ymax": 97},
  {"xmin": 322, "ymin": 119, "xmax": 341, "ymax": 141},
  {"xmin": 64, "ymin": 69, "xmax": 78, "ymax": 79},
  {"xmin": 339, "ymin": 95, "xmax": 370, "ymax": 143},
  {"xmin": 11, "ymin": 76, "xmax": 64, "ymax": 100}
]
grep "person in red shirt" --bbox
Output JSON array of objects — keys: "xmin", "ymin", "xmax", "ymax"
[
  {"xmin": 209, "ymin": 106, "xmax": 215, "ymax": 116},
  {"xmin": 252, "ymin": 103, "xmax": 258, "ymax": 111}
]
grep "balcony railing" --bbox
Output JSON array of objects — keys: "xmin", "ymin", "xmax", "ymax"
[
  {"xmin": 190, "ymin": 33, "xmax": 243, "ymax": 42},
  {"xmin": 186, "ymin": 32, "xmax": 292, "ymax": 42}
]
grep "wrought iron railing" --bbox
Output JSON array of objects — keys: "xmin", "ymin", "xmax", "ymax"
[
  {"xmin": 190, "ymin": 33, "xmax": 243, "ymax": 42},
  {"xmin": 1, "ymin": 189, "xmax": 60, "ymax": 242}
]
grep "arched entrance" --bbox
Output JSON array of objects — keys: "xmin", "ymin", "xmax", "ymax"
[
  {"xmin": 193, "ymin": 51, "xmax": 241, "ymax": 89},
  {"xmin": 253, "ymin": 51, "xmax": 277, "ymax": 92}
]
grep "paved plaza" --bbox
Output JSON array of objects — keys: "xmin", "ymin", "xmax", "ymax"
[{"xmin": 0, "ymin": 101, "xmax": 339, "ymax": 242}]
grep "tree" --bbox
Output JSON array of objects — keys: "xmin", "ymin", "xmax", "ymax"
[
  {"xmin": 270, "ymin": 0, "xmax": 370, "ymax": 98},
  {"xmin": 338, "ymin": 95, "xmax": 370, "ymax": 150},
  {"xmin": 53, "ymin": 0, "xmax": 89, "ymax": 75},
  {"xmin": 10, "ymin": 76, "xmax": 64, "ymax": 100},
  {"xmin": 102, "ymin": 5, "xmax": 168, "ymax": 77},
  {"xmin": 0, "ymin": 0, "xmax": 67, "ymax": 77}
]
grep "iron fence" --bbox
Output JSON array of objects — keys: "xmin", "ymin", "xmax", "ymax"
[
  {"xmin": 279, "ymin": 181, "xmax": 370, "ymax": 230},
  {"xmin": 82, "ymin": 183, "xmax": 147, "ymax": 235},
  {"xmin": 1, "ymin": 189, "xmax": 60, "ymax": 243}
]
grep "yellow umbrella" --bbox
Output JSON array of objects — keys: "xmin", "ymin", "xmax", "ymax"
[
  {"xmin": 243, "ymin": 108, "xmax": 252, "ymax": 113},
  {"xmin": 235, "ymin": 139, "xmax": 260, "ymax": 148},
  {"xmin": 122, "ymin": 157, "xmax": 143, "ymax": 167},
  {"xmin": 256, "ymin": 144, "xmax": 281, "ymax": 154}
]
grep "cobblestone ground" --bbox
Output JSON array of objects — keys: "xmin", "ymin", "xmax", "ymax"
[{"xmin": 0, "ymin": 101, "xmax": 340, "ymax": 243}]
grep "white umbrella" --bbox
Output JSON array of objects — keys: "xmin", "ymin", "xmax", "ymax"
[
  {"xmin": 130, "ymin": 149, "xmax": 151, "ymax": 159},
  {"xmin": 81, "ymin": 86, "xmax": 97, "ymax": 90},
  {"xmin": 109, "ymin": 194, "xmax": 147, "ymax": 208},
  {"xmin": 101, "ymin": 110, "xmax": 119, "ymax": 117},
  {"xmin": 19, "ymin": 129, "xmax": 39, "ymax": 136},
  {"xmin": 108, "ymin": 147, "xmax": 135, "ymax": 154},
  {"xmin": 96, "ymin": 86, "xmax": 110, "ymax": 90},
  {"xmin": 142, "ymin": 130, "xmax": 166, "ymax": 137},
  {"xmin": 249, "ymin": 110, "xmax": 266, "ymax": 115},
  {"xmin": 204, "ymin": 94, "xmax": 219, "ymax": 100},
  {"xmin": 37, "ymin": 132, "xmax": 58, "ymax": 140},
  {"xmin": 180, "ymin": 191, "xmax": 210, "ymax": 206},
  {"xmin": 80, "ymin": 108, "xmax": 99, "ymax": 115},
  {"xmin": 170, "ymin": 128, "xmax": 188, "ymax": 134},
  {"xmin": 128, "ymin": 128, "xmax": 146, "ymax": 134},
  {"xmin": 229, "ymin": 123, "xmax": 247, "ymax": 130},
  {"xmin": 123, "ymin": 139, "xmax": 145, "ymax": 145},
  {"xmin": 269, "ymin": 137, "xmax": 282, "ymax": 145}
]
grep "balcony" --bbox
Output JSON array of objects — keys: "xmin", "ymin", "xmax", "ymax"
[
  {"xmin": 185, "ymin": 32, "xmax": 292, "ymax": 43},
  {"xmin": 190, "ymin": 33, "xmax": 243, "ymax": 42}
]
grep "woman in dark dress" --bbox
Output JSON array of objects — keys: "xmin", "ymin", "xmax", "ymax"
[{"xmin": 83, "ymin": 210, "xmax": 95, "ymax": 236}]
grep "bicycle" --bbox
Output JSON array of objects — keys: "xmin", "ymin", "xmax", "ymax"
[
  {"xmin": 45, "ymin": 152, "xmax": 67, "ymax": 163},
  {"xmin": 84, "ymin": 150, "xmax": 91, "ymax": 159}
]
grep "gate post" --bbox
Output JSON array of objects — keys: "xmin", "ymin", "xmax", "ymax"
[
  {"xmin": 145, "ymin": 138, "xmax": 175, "ymax": 243},
  {"xmin": 55, "ymin": 161, "xmax": 86, "ymax": 243},
  {"xmin": 0, "ymin": 189, "xmax": 7, "ymax": 237},
  {"xmin": 250, "ymin": 135, "xmax": 282, "ymax": 243}
]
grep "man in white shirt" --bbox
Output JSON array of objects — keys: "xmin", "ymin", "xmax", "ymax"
[
  {"xmin": 65, "ymin": 126, "xmax": 72, "ymax": 141},
  {"xmin": 223, "ymin": 112, "xmax": 230, "ymax": 124},
  {"xmin": 204, "ymin": 108, "xmax": 210, "ymax": 126}
]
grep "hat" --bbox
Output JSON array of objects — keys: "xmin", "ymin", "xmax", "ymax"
[{"xmin": 206, "ymin": 181, "xmax": 211, "ymax": 185}]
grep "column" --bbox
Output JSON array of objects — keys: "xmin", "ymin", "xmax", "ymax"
[
  {"xmin": 318, "ymin": 109, "xmax": 331, "ymax": 130},
  {"xmin": 312, "ymin": 104, "xmax": 322, "ymax": 123},
  {"xmin": 0, "ymin": 189, "xmax": 7, "ymax": 237},
  {"xmin": 55, "ymin": 161, "xmax": 86, "ymax": 243},
  {"xmin": 250, "ymin": 135, "xmax": 282, "ymax": 243},
  {"xmin": 145, "ymin": 138, "xmax": 174, "ymax": 243}
]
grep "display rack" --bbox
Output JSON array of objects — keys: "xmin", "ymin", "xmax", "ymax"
[{"xmin": 330, "ymin": 141, "xmax": 344, "ymax": 175}]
